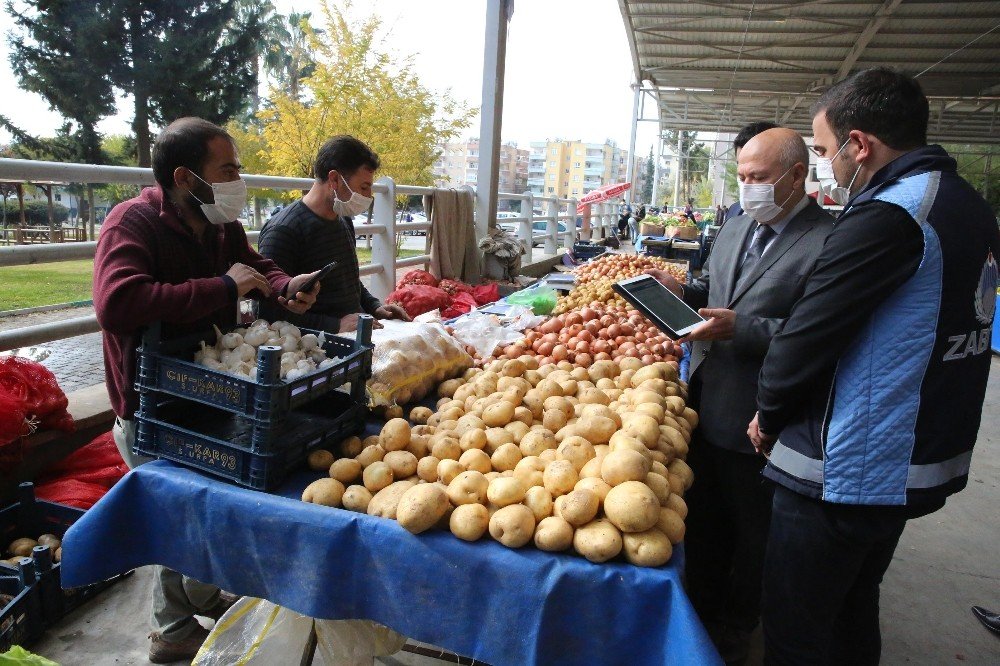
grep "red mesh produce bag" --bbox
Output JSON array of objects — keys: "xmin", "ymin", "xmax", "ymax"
[
  {"xmin": 472, "ymin": 283, "xmax": 500, "ymax": 305},
  {"xmin": 33, "ymin": 479, "xmax": 109, "ymax": 510},
  {"xmin": 386, "ymin": 285, "xmax": 451, "ymax": 318},
  {"xmin": 441, "ymin": 291, "xmax": 479, "ymax": 319},
  {"xmin": 0, "ymin": 393, "xmax": 31, "ymax": 447},
  {"xmin": 35, "ymin": 432, "xmax": 129, "ymax": 509},
  {"xmin": 0, "ymin": 357, "xmax": 74, "ymax": 446},
  {"xmin": 438, "ymin": 279, "xmax": 473, "ymax": 296},
  {"xmin": 396, "ymin": 269, "xmax": 438, "ymax": 289}
]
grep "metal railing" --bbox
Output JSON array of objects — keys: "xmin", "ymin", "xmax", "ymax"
[
  {"xmin": 496, "ymin": 193, "xmax": 614, "ymax": 264},
  {"xmin": 0, "ymin": 158, "xmax": 586, "ymax": 350}
]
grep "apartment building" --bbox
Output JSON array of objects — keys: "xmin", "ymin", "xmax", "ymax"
[
  {"xmin": 432, "ymin": 139, "xmax": 528, "ymax": 207},
  {"xmin": 527, "ymin": 139, "xmax": 630, "ymax": 200}
]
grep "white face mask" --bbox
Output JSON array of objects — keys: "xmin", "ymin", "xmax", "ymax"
[
  {"xmin": 190, "ymin": 172, "xmax": 248, "ymax": 225},
  {"xmin": 739, "ymin": 166, "xmax": 794, "ymax": 223},
  {"xmin": 815, "ymin": 138, "xmax": 863, "ymax": 206},
  {"xmin": 332, "ymin": 175, "xmax": 373, "ymax": 217}
]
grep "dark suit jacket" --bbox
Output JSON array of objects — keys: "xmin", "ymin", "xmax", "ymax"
[{"xmin": 682, "ymin": 198, "xmax": 834, "ymax": 453}]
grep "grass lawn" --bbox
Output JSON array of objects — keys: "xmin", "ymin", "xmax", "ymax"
[{"xmin": 0, "ymin": 249, "xmax": 424, "ymax": 312}]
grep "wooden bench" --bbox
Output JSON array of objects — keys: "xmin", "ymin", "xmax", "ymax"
[{"xmin": 0, "ymin": 383, "xmax": 116, "ymax": 503}]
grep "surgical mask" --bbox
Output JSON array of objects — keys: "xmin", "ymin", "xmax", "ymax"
[
  {"xmin": 189, "ymin": 172, "xmax": 247, "ymax": 225},
  {"xmin": 739, "ymin": 166, "xmax": 794, "ymax": 223},
  {"xmin": 332, "ymin": 176, "xmax": 373, "ymax": 217},
  {"xmin": 815, "ymin": 138, "xmax": 863, "ymax": 206}
]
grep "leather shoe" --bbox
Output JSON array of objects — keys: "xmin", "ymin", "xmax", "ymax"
[
  {"xmin": 199, "ymin": 590, "xmax": 241, "ymax": 621},
  {"xmin": 971, "ymin": 606, "xmax": 1000, "ymax": 636},
  {"xmin": 148, "ymin": 624, "xmax": 210, "ymax": 664}
]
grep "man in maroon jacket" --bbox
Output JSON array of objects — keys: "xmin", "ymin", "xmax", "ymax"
[{"xmin": 93, "ymin": 117, "xmax": 320, "ymax": 663}]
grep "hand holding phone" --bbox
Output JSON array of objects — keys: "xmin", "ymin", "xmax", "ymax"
[{"xmin": 288, "ymin": 261, "xmax": 337, "ymax": 303}]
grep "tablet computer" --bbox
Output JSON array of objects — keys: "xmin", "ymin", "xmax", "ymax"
[{"xmin": 613, "ymin": 274, "xmax": 705, "ymax": 339}]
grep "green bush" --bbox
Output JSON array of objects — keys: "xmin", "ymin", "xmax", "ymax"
[{"xmin": 5, "ymin": 199, "xmax": 70, "ymax": 225}]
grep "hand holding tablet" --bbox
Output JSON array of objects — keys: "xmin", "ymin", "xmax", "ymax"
[{"xmin": 612, "ymin": 275, "xmax": 706, "ymax": 340}]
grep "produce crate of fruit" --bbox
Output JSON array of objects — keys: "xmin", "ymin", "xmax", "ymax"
[
  {"xmin": 572, "ymin": 241, "xmax": 607, "ymax": 261},
  {"xmin": 136, "ymin": 318, "xmax": 373, "ymax": 421},
  {"xmin": 639, "ymin": 222, "xmax": 664, "ymax": 237},
  {"xmin": 0, "ymin": 483, "xmax": 129, "ymax": 647},
  {"xmin": 664, "ymin": 225, "xmax": 700, "ymax": 240},
  {"xmin": 135, "ymin": 390, "xmax": 366, "ymax": 490}
]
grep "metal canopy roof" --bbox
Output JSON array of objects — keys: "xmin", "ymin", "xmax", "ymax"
[{"xmin": 619, "ymin": 1, "xmax": 1000, "ymax": 144}]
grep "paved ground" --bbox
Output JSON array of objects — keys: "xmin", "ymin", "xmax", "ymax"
[{"xmin": 24, "ymin": 356, "xmax": 1000, "ymax": 665}]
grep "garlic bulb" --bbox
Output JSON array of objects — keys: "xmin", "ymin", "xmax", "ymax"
[
  {"xmin": 269, "ymin": 320, "xmax": 288, "ymax": 332},
  {"xmin": 244, "ymin": 328, "xmax": 269, "ymax": 346},
  {"xmin": 278, "ymin": 323, "xmax": 302, "ymax": 340},
  {"xmin": 234, "ymin": 343, "xmax": 255, "ymax": 363},
  {"xmin": 281, "ymin": 351, "xmax": 303, "ymax": 365},
  {"xmin": 309, "ymin": 350, "xmax": 328, "ymax": 364},
  {"xmin": 299, "ymin": 333, "xmax": 319, "ymax": 351},
  {"xmin": 285, "ymin": 368, "xmax": 307, "ymax": 382},
  {"xmin": 296, "ymin": 359, "xmax": 315, "ymax": 372},
  {"xmin": 194, "ymin": 341, "xmax": 220, "ymax": 364},
  {"xmin": 249, "ymin": 319, "xmax": 269, "ymax": 330},
  {"xmin": 234, "ymin": 327, "xmax": 248, "ymax": 337},
  {"xmin": 201, "ymin": 358, "xmax": 225, "ymax": 371},
  {"xmin": 318, "ymin": 358, "xmax": 338, "ymax": 370},
  {"xmin": 279, "ymin": 335, "xmax": 298, "ymax": 352}
]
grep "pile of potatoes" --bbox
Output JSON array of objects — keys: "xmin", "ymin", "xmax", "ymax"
[
  {"xmin": 301, "ymin": 354, "xmax": 695, "ymax": 568},
  {"xmin": 4, "ymin": 534, "xmax": 62, "ymax": 565}
]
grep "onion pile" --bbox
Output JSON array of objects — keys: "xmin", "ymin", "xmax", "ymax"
[{"xmin": 496, "ymin": 304, "xmax": 681, "ymax": 368}]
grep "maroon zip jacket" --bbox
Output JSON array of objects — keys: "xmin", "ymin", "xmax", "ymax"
[{"xmin": 93, "ymin": 186, "xmax": 292, "ymax": 418}]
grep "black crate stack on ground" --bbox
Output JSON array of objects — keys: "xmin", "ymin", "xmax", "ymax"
[
  {"xmin": 573, "ymin": 241, "xmax": 607, "ymax": 261},
  {"xmin": 133, "ymin": 317, "xmax": 375, "ymax": 490},
  {"xmin": 0, "ymin": 483, "xmax": 131, "ymax": 651}
]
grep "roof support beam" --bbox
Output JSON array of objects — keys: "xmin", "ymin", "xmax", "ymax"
[{"xmin": 837, "ymin": 0, "xmax": 903, "ymax": 79}]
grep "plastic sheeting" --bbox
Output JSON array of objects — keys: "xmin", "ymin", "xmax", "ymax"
[{"xmin": 63, "ymin": 458, "xmax": 720, "ymax": 666}]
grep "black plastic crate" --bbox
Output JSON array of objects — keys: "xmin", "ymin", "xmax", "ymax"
[
  {"xmin": 0, "ymin": 483, "xmax": 130, "ymax": 643},
  {"xmin": 135, "ymin": 391, "xmax": 366, "ymax": 490},
  {"xmin": 573, "ymin": 241, "xmax": 607, "ymax": 261},
  {"xmin": 0, "ymin": 564, "xmax": 43, "ymax": 652},
  {"xmin": 136, "ymin": 318, "xmax": 373, "ymax": 421}
]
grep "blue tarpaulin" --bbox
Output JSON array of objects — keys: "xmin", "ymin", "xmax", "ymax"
[{"xmin": 62, "ymin": 459, "xmax": 720, "ymax": 665}]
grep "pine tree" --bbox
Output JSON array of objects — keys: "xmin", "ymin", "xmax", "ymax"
[{"xmin": 641, "ymin": 146, "xmax": 654, "ymax": 204}]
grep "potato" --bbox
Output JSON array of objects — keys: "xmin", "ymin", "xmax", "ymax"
[
  {"xmin": 7, "ymin": 538, "xmax": 37, "ymax": 558},
  {"xmin": 523, "ymin": 486, "xmax": 554, "ymax": 522},
  {"xmin": 582, "ymin": 403, "xmax": 621, "ymax": 427},
  {"xmin": 681, "ymin": 406, "xmax": 699, "ymax": 428},
  {"xmin": 535, "ymin": 378, "xmax": 563, "ymax": 400},
  {"xmin": 645, "ymin": 472, "xmax": 671, "ymax": 505},
  {"xmin": 380, "ymin": 418, "xmax": 411, "ymax": 452},
  {"xmin": 542, "ymin": 409, "xmax": 569, "ymax": 433},
  {"xmin": 557, "ymin": 436, "xmax": 596, "ymax": 472},
  {"xmin": 574, "ymin": 477, "xmax": 612, "ymax": 502},
  {"xmin": 383, "ymin": 451, "xmax": 418, "ymax": 479},
  {"xmin": 397, "ymin": 484, "xmax": 450, "ymax": 534},
  {"xmin": 534, "ymin": 516, "xmax": 574, "ymax": 552},
  {"xmin": 340, "ymin": 436, "xmax": 364, "ymax": 458},
  {"xmin": 601, "ymin": 449, "xmax": 652, "ymax": 486},
  {"xmin": 512, "ymin": 405, "xmax": 534, "ymax": 426},
  {"xmin": 459, "ymin": 448, "xmax": 493, "ymax": 474},
  {"xmin": 455, "ymin": 414, "xmax": 487, "ymax": 437},
  {"xmin": 657, "ymin": 507, "xmax": 686, "ymax": 544},
  {"xmin": 491, "ymin": 442, "xmax": 523, "ymax": 472},
  {"xmin": 630, "ymin": 365, "xmax": 662, "ymax": 388},
  {"xmin": 431, "ymin": 436, "xmax": 462, "ymax": 461},
  {"xmin": 609, "ymin": 433, "xmax": 651, "ymax": 457},
  {"xmin": 307, "ymin": 449, "xmax": 335, "ymax": 471},
  {"xmin": 552, "ymin": 494, "xmax": 569, "ymax": 520},
  {"xmin": 665, "ymin": 493, "xmax": 688, "ymax": 519},
  {"xmin": 504, "ymin": 420, "xmax": 530, "ymax": 443},
  {"xmin": 488, "ymin": 504, "xmax": 536, "ymax": 548},
  {"xmin": 604, "ymin": 481, "xmax": 660, "ymax": 533},
  {"xmin": 367, "ymin": 480, "xmax": 418, "ymax": 519},
  {"xmin": 621, "ymin": 413, "xmax": 660, "ymax": 448},
  {"xmin": 409, "ymin": 406, "xmax": 433, "ymax": 424},
  {"xmin": 438, "ymin": 378, "xmax": 464, "ymax": 398},
  {"xmin": 341, "ymin": 485, "xmax": 373, "ymax": 512},
  {"xmin": 53, "ymin": 547, "xmax": 62, "ymax": 563},
  {"xmin": 622, "ymin": 529, "xmax": 673, "ymax": 567},
  {"xmin": 482, "ymin": 401, "xmax": 515, "ymax": 427},
  {"xmin": 37, "ymin": 534, "xmax": 61, "ymax": 550},
  {"xmin": 457, "ymin": 428, "xmax": 486, "ymax": 452},
  {"xmin": 450, "ymin": 504, "xmax": 490, "ymax": 541},
  {"xmin": 575, "ymin": 415, "xmax": 617, "ymax": 445},
  {"xmin": 356, "ymin": 444, "xmax": 386, "ymax": 468},
  {"xmin": 579, "ymin": 455, "xmax": 604, "ymax": 479},
  {"xmin": 539, "ymin": 448, "xmax": 558, "ymax": 464},
  {"xmin": 447, "ymin": 471, "xmax": 489, "ymax": 505},
  {"xmin": 588, "ymin": 360, "xmax": 619, "ymax": 382},
  {"xmin": 385, "ymin": 405, "xmax": 404, "ymax": 420},
  {"xmin": 519, "ymin": 429, "xmax": 556, "ymax": 457},
  {"xmin": 667, "ymin": 473, "xmax": 686, "ymax": 497},
  {"xmin": 560, "ymin": 488, "xmax": 600, "ymax": 527},
  {"xmin": 363, "ymin": 461, "xmax": 394, "ymax": 493},
  {"xmin": 487, "ymin": 476, "xmax": 527, "ymax": 507},
  {"xmin": 512, "ymin": 457, "xmax": 545, "ymax": 488},
  {"xmin": 417, "ymin": 456, "xmax": 441, "ymax": 482},
  {"xmin": 635, "ymin": 403, "xmax": 666, "ymax": 424},
  {"xmin": 437, "ymin": 459, "xmax": 466, "ymax": 484},
  {"xmin": 301, "ymin": 478, "xmax": 346, "ymax": 507},
  {"xmin": 668, "ymin": 459, "xmax": 694, "ymax": 490},
  {"xmin": 577, "ymin": 387, "xmax": 610, "ymax": 406},
  {"xmin": 329, "ymin": 458, "xmax": 362, "ymax": 484},
  {"xmin": 543, "ymin": 459, "xmax": 579, "ymax": 496},
  {"xmin": 573, "ymin": 518, "xmax": 623, "ymax": 563}
]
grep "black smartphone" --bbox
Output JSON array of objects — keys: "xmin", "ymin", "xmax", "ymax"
[{"xmin": 288, "ymin": 261, "xmax": 337, "ymax": 302}]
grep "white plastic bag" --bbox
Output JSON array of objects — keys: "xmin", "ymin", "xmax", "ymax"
[
  {"xmin": 193, "ymin": 597, "xmax": 407, "ymax": 666},
  {"xmin": 448, "ymin": 309, "xmax": 543, "ymax": 359}
]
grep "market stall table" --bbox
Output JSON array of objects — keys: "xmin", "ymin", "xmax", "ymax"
[{"xmin": 62, "ymin": 459, "xmax": 720, "ymax": 665}]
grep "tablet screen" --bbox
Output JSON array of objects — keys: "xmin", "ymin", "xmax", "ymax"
[{"xmin": 617, "ymin": 276, "xmax": 704, "ymax": 333}]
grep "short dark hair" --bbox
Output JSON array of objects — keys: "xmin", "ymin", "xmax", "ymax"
[
  {"xmin": 734, "ymin": 121, "xmax": 779, "ymax": 151},
  {"xmin": 314, "ymin": 135, "xmax": 381, "ymax": 181},
  {"xmin": 152, "ymin": 117, "xmax": 233, "ymax": 191},
  {"xmin": 812, "ymin": 67, "xmax": 928, "ymax": 150}
]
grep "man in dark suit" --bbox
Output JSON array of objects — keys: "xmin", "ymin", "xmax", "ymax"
[
  {"xmin": 724, "ymin": 121, "xmax": 779, "ymax": 223},
  {"xmin": 648, "ymin": 127, "xmax": 834, "ymax": 664}
]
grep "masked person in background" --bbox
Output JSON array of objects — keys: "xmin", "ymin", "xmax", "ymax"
[
  {"xmin": 258, "ymin": 135, "xmax": 409, "ymax": 333},
  {"xmin": 93, "ymin": 117, "xmax": 321, "ymax": 663},
  {"xmin": 646, "ymin": 127, "xmax": 834, "ymax": 663}
]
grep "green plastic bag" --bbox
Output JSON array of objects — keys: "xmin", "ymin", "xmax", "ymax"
[
  {"xmin": 0, "ymin": 646, "xmax": 60, "ymax": 666},
  {"xmin": 506, "ymin": 285, "xmax": 558, "ymax": 315}
]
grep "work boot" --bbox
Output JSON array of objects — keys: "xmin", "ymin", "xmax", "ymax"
[
  {"xmin": 198, "ymin": 590, "xmax": 241, "ymax": 621},
  {"xmin": 148, "ymin": 624, "xmax": 211, "ymax": 664}
]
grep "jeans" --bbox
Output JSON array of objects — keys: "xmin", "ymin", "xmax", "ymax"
[
  {"xmin": 685, "ymin": 436, "xmax": 773, "ymax": 633},
  {"xmin": 114, "ymin": 417, "xmax": 220, "ymax": 640},
  {"xmin": 762, "ymin": 485, "xmax": 907, "ymax": 666}
]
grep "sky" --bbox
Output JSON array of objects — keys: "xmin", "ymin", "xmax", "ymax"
[{"xmin": 0, "ymin": 0, "xmax": 660, "ymax": 160}]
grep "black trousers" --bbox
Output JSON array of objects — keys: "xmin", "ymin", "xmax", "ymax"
[
  {"xmin": 684, "ymin": 435, "xmax": 774, "ymax": 633},
  {"xmin": 762, "ymin": 485, "xmax": 908, "ymax": 666}
]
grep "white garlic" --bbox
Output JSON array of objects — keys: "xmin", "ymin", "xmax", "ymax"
[
  {"xmin": 249, "ymin": 319, "xmax": 270, "ymax": 330},
  {"xmin": 201, "ymin": 358, "xmax": 225, "ymax": 371},
  {"xmin": 296, "ymin": 359, "xmax": 315, "ymax": 372},
  {"xmin": 244, "ymin": 328, "xmax": 270, "ymax": 347},
  {"xmin": 285, "ymin": 368, "xmax": 306, "ymax": 382},
  {"xmin": 278, "ymin": 323, "xmax": 301, "ymax": 341},
  {"xmin": 269, "ymin": 320, "xmax": 288, "ymax": 332},
  {"xmin": 279, "ymin": 335, "xmax": 298, "ymax": 352},
  {"xmin": 234, "ymin": 327, "xmax": 248, "ymax": 337},
  {"xmin": 318, "ymin": 358, "xmax": 338, "ymax": 370},
  {"xmin": 194, "ymin": 340, "xmax": 220, "ymax": 364},
  {"xmin": 299, "ymin": 333, "xmax": 319, "ymax": 351},
  {"xmin": 234, "ymin": 343, "xmax": 255, "ymax": 363},
  {"xmin": 309, "ymin": 350, "xmax": 328, "ymax": 364}
]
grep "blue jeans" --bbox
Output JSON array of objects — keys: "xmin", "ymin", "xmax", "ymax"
[{"xmin": 762, "ymin": 485, "xmax": 908, "ymax": 666}]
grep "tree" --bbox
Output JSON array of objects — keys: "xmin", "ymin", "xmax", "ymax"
[
  {"xmin": 97, "ymin": 135, "xmax": 141, "ymax": 206},
  {"xmin": 641, "ymin": 146, "xmax": 654, "ymax": 204},
  {"xmin": 265, "ymin": 11, "xmax": 323, "ymax": 100},
  {"xmin": 8, "ymin": 1, "xmax": 265, "ymax": 167},
  {"xmin": 945, "ymin": 143, "xmax": 1000, "ymax": 216},
  {"xmin": 259, "ymin": 1, "xmax": 474, "ymax": 188},
  {"xmin": 663, "ymin": 129, "xmax": 709, "ymax": 203},
  {"xmin": 227, "ymin": 121, "xmax": 282, "ymax": 228}
]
